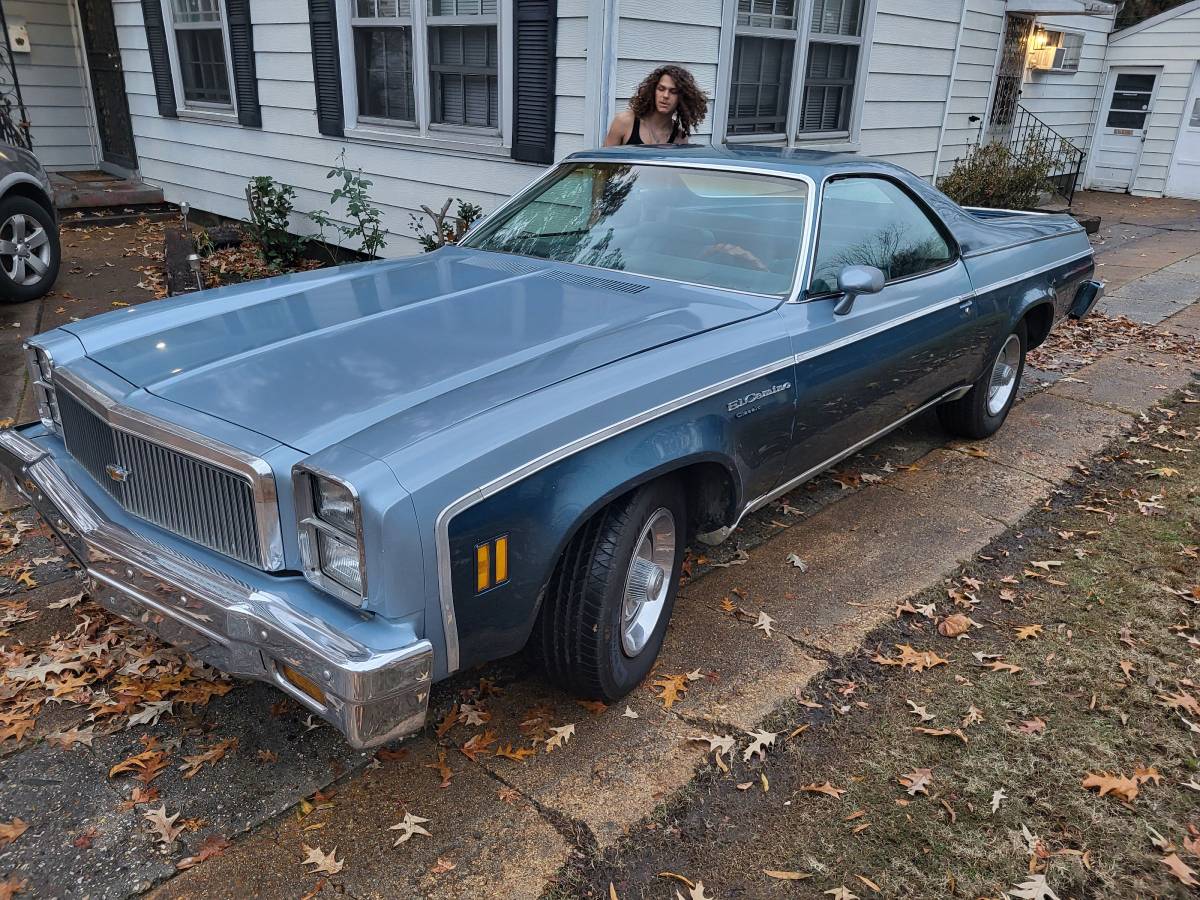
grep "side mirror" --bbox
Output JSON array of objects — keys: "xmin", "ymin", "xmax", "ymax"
[{"xmin": 832, "ymin": 265, "xmax": 885, "ymax": 316}]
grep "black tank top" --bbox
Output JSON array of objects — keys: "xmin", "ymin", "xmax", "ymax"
[{"xmin": 628, "ymin": 117, "xmax": 680, "ymax": 145}]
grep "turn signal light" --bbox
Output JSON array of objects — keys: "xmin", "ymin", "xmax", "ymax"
[
  {"xmin": 279, "ymin": 663, "xmax": 327, "ymax": 706},
  {"xmin": 475, "ymin": 536, "xmax": 509, "ymax": 593}
]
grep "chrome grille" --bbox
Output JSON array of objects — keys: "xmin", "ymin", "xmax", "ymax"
[{"xmin": 56, "ymin": 388, "xmax": 262, "ymax": 567}]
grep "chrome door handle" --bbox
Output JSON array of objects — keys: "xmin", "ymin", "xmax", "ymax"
[{"xmin": 958, "ymin": 298, "xmax": 975, "ymax": 315}]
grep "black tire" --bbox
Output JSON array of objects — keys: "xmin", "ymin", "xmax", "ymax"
[
  {"xmin": 0, "ymin": 195, "xmax": 60, "ymax": 303},
  {"xmin": 534, "ymin": 477, "xmax": 687, "ymax": 701},
  {"xmin": 937, "ymin": 319, "xmax": 1027, "ymax": 440}
]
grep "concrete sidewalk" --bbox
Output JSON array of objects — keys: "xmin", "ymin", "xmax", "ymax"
[{"xmin": 0, "ymin": 196, "xmax": 1197, "ymax": 899}]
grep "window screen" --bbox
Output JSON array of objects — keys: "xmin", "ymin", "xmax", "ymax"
[{"xmin": 171, "ymin": 0, "xmax": 231, "ymax": 106}]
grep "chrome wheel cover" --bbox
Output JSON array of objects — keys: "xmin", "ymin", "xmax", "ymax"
[
  {"xmin": 0, "ymin": 214, "xmax": 52, "ymax": 286},
  {"xmin": 986, "ymin": 333, "xmax": 1021, "ymax": 417},
  {"xmin": 620, "ymin": 507, "xmax": 676, "ymax": 657}
]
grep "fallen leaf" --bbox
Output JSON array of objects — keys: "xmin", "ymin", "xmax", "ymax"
[
  {"xmin": 494, "ymin": 743, "xmax": 538, "ymax": 762},
  {"xmin": 621, "ymin": 706, "xmax": 639, "ymax": 719},
  {"xmin": 430, "ymin": 856, "xmax": 456, "ymax": 874},
  {"xmin": 461, "ymin": 730, "xmax": 499, "ymax": 762},
  {"xmin": 786, "ymin": 553, "xmax": 808, "ymax": 571},
  {"xmin": 179, "ymin": 738, "xmax": 238, "ymax": 779},
  {"xmin": 1161, "ymin": 853, "xmax": 1199, "ymax": 887},
  {"xmin": 389, "ymin": 812, "xmax": 432, "ymax": 846},
  {"xmin": 1029, "ymin": 560, "xmax": 1064, "ymax": 571},
  {"xmin": 856, "ymin": 874, "xmax": 881, "ymax": 892},
  {"xmin": 754, "ymin": 610, "xmax": 776, "ymax": 637},
  {"xmin": 301, "ymin": 845, "xmax": 344, "ymax": 876},
  {"xmin": 1008, "ymin": 873, "xmax": 1060, "ymax": 899},
  {"xmin": 742, "ymin": 729, "xmax": 777, "ymax": 762},
  {"xmin": 1015, "ymin": 624, "xmax": 1043, "ymax": 640},
  {"xmin": 898, "ymin": 769, "xmax": 932, "ymax": 796},
  {"xmin": 914, "ymin": 726, "xmax": 967, "ymax": 743},
  {"xmin": 1017, "ymin": 717, "xmax": 1046, "ymax": 735},
  {"xmin": 824, "ymin": 888, "xmax": 859, "ymax": 900},
  {"xmin": 545, "ymin": 724, "xmax": 575, "ymax": 752},
  {"xmin": 0, "ymin": 819, "xmax": 27, "ymax": 848},
  {"xmin": 937, "ymin": 614, "xmax": 971, "ymax": 637},
  {"xmin": 961, "ymin": 705, "xmax": 985, "ymax": 727},
  {"xmin": 871, "ymin": 645, "xmax": 949, "ymax": 672},
  {"xmin": 176, "ymin": 834, "xmax": 231, "ymax": 870},
  {"xmin": 1133, "ymin": 765, "xmax": 1162, "ymax": 785},
  {"xmin": 800, "ymin": 781, "xmax": 846, "ymax": 799},
  {"xmin": 143, "ymin": 805, "xmax": 183, "ymax": 847},
  {"xmin": 1082, "ymin": 772, "xmax": 1139, "ymax": 802},
  {"xmin": 652, "ymin": 674, "xmax": 691, "ymax": 709},
  {"xmin": 983, "ymin": 660, "xmax": 1023, "ymax": 674},
  {"xmin": 424, "ymin": 751, "xmax": 454, "ymax": 787},
  {"xmin": 991, "ymin": 788, "xmax": 1006, "ymax": 813},
  {"xmin": 765, "ymin": 869, "xmax": 811, "ymax": 880}
]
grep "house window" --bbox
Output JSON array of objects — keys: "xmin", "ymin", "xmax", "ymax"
[
  {"xmin": 166, "ymin": 0, "xmax": 232, "ymax": 107},
  {"xmin": 1032, "ymin": 28, "xmax": 1084, "ymax": 73},
  {"xmin": 348, "ymin": 0, "xmax": 501, "ymax": 134},
  {"xmin": 727, "ymin": 0, "xmax": 871, "ymax": 142}
]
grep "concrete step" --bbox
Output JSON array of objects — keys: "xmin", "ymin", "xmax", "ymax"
[{"xmin": 50, "ymin": 170, "xmax": 165, "ymax": 210}]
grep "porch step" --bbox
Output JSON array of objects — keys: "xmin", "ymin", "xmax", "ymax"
[
  {"xmin": 50, "ymin": 171, "xmax": 165, "ymax": 210},
  {"xmin": 1033, "ymin": 190, "xmax": 1072, "ymax": 214}
]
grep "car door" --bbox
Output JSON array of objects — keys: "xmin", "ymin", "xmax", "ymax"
[{"xmin": 777, "ymin": 174, "xmax": 988, "ymax": 482}]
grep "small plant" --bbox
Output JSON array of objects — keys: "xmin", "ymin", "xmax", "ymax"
[
  {"xmin": 244, "ymin": 176, "xmax": 305, "ymax": 268},
  {"xmin": 192, "ymin": 227, "xmax": 214, "ymax": 257},
  {"xmin": 408, "ymin": 198, "xmax": 484, "ymax": 252},
  {"xmin": 308, "ymin": 151, "xmax": 387, "ymax": 258},
  {"xmin": 939, "ymin": 138, "xmax": 1058, "ymax": 210}
]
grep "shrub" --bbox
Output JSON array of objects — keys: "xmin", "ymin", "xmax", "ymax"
[
  {"xmin": 308, "ymin": 151, "xmax": 387, "ymax": 258},
  {"xmin": 244, "ymin": 176, "xmax": 305, "ymax": 267},
  {"xmin": 408, "ymin": 198, "xmax": 484, "ymax": 252},
  {"xmin": 939, "ymin": 139, "xmax": 1057, "ymax": 210}
]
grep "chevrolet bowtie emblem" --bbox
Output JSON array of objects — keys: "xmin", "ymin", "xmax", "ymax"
[{"xmin": 105, "ymin": 464, "xmax": 131, "ymax": 483}]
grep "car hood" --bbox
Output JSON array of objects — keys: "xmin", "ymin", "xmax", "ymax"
[{"xmin": 67, "ymin": 248, "xmax": 772, "ymax": 454}]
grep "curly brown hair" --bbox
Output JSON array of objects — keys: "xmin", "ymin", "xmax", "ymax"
[{"xmin": 629, "ymin": 65, "xmax": 708, "ymax": 140}]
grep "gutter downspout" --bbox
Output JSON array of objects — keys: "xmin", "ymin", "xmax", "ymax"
[{"xmin": 933, "ymin": 0, "xmax": 972, "ymax": 183}]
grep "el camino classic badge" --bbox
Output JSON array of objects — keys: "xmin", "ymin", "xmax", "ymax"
[
  {"xmin": 727, "ymin": 382, "xmax": 791, "ymax": 415},
  {"xmin": 105, "ymin": 464, "xmax": 131, "ymax": 483}
]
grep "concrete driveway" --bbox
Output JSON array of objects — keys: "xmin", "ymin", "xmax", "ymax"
[{"xmin": 1, "ymin": 198, "xmax": 1198, "ymax": 898}]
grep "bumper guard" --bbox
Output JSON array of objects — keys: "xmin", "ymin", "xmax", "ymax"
[{"xmin": 0, "ymin": 428, "xmax": 432, "ymax": 749}]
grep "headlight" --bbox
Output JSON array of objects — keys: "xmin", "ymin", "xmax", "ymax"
[
  {"xmin": 24, "ymin": 344, "xmax": 60, "ymax": 432},
  {"xmin": 294, "ymin": 468, "xmax": 366, "ymax": 606}
]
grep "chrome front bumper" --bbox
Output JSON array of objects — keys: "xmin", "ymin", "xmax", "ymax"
[{"xmin": 0, "ymin": 428, "xmax": 432, "ymax": 749}]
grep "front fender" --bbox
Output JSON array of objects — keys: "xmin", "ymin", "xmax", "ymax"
[{"xmin": 444, "ymin": 411, "xmax": 748, "ymax": 671}]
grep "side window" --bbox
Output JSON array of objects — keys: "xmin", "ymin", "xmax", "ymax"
[{"xmin": 810, "ymin": 177, "xmax": 953, "ymax": 294}]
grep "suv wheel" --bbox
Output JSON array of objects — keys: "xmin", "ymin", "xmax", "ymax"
[{"xmin": 0, "ymin": 196, "xmax": 60, "ymax": 303}]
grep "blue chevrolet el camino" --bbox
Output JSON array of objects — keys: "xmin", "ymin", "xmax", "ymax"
[{"xmin": 0, "ymin": 146, "xmax": 1102, "ymax": 748}]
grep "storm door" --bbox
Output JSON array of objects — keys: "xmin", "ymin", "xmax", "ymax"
[
  {"xmin": 986, "ymin": 14, "xmax": 1033, "ymax": 143},
  {"xmin": 77, "ymin": 0, "xmax": 138, "ymax": 170}
]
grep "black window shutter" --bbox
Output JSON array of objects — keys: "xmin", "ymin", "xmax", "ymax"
[
  {"xmin": 225, "ymin": 0, "xmax": 261, "ymax": 127},
  {"xmin": 511, "ymin": 0, "xmax": 557, "ymax": 164},
  {"xmin": 141, "ymin": 0, "xmax": 177, "ymax": 118},
  {"xmin": 308, "ymin": 0, "xmax": 344, "ymax": 137}
]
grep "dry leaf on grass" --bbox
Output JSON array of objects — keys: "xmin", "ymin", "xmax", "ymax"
[
  {"xmin": 1161, "ymin": 853, "xmax": 1199, "ymax": 887},
  {"xmin": 906, "ymin": 701, "xmax": 935, "ymax": 722},
  {"xmin": 898, "ymin": 769, "xmax": 932, "ymax": 796},
  {"xmin": 914, "ymin": 726, "xmax": 967, "ymax": 743},
  {"xmin": 764, "ymin": 869, "xmax": 811, "ymax": 880},
  {"xmin": 1008, "ymin": 873, "xmax": 1060, "ymax": 899},
  {"xmin": 799, "ymin": 782, "xmax": 846, "ymax": 799},
  {"xmin": 742, "ymin": 729, "xmax": 777, "ymax": 762},
  {"xmin": 937, "ymin": 614, "xmax": 971, "ymax": 637},
  {"xmin": 871, "ymin": 645, "xmax": 949, "ymax": 672},
  {"xmin": 1081, "ymin": 772, "xmax": 1139, "ymax": 802},
  {"xmin": 1015, "ymin": 624, "xmax": 1043, "ymax": 640}
]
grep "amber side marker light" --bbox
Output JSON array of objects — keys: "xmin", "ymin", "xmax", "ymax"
[
  {"xmin": 279, "ymin": 663, "xmax": 327, "ymax": 706},
  {"xmin": 475, "ymin": 536, "xmax": 509, "ymax": 593}
]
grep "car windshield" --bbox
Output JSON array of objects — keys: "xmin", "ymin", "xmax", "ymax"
[{"xmin": 463, "ymin": 163, "xmax": 809, "ymax": 297}]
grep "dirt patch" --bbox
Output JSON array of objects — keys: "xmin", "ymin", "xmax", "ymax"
[{"xmin": 548, "ymin": 381, "xmax": 1200, "ymax": 899}]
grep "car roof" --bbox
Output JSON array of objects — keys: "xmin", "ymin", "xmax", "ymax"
[{"xmin": 562, "ymin": 143, "xmax": 912, "ymax": 181}]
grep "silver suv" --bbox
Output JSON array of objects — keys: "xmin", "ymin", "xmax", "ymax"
[{"xmin": 0, "ymin": 142, "xmax": 59, "ymax": 303}]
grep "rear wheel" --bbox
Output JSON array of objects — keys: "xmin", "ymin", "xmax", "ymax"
[
  {"xmin": 937, "ymin": 320, "xmax": 1027, "ymax": 440},
  {"xmin": 534, "ymin": 477, "xmax": 687, "ymax": 700},
  {"xmin": 0, "ymin": 196, "xmax": 59, "ymax": 303}
]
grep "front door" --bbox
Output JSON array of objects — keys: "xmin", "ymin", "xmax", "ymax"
[
  {"xmin": 986, "ymin": 14, "xmax": 1034, "ymax": 143},
  {"xmin": 77, "ymin": 0, "xmax": 138, "ymax": 170},
  {"xmin": 1166, "ymin": 64, "xmax": 1200, "ymax": 200},
  {"xmin": 1089, "ymin": 67, "xmax": 1161, "ymax": 193},
  {"xmin": 778, "ymin": 175, "xmax": 986, "ymax": 483}
]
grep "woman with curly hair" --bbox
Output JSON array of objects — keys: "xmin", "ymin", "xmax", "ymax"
[{"xmin": 604, "ymin": 65, "xmax": 707, "ymax": 147}]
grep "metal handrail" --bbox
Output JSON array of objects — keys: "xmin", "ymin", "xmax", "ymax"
[{"xmin": 1009, "ymin": 104, "xmax": 1085, "ymax": 205}]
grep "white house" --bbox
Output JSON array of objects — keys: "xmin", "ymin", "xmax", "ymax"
[
  {"xmin": 1084, "ymin": 0, "xmax": 1200, "ymax": 199},
  {"xmin": 9, "ymin": 0, "xmax": 1182, "ymax": 257}
]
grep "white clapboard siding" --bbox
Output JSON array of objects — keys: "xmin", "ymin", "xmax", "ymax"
[
  {"xmin": 3, "ymin": 0, "xmax": 97, "ymax": 170},
  {"xmin": 1101, "ymin": 2, "xmax": 1200, "ymax": 197},
  {"xmin": 938, "ymin": 0, "xmax": 1004, "ymax": 178},
  {"xmin": 854, "ymin": 0, "xmax": 962, "ymax": 180},
  {"xmin": 112, "ymin": 0, "xmax": 584, "ymax": 256},
  {"xmin": 1019, "ymin": 9, "xmax": 1115, "ymax": 160}
]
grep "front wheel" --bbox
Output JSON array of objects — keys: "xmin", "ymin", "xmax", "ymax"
[
  {"xmin": 0, "ymin": 196, "xmax": 60, "ymax": 303},
  {"xmin": 937, "ymin": 320, "xmax": 1027, "ymax": 440},
  {"xmin": 534, "ymin": 477, "xmax": 687, "ymax": 701}
]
